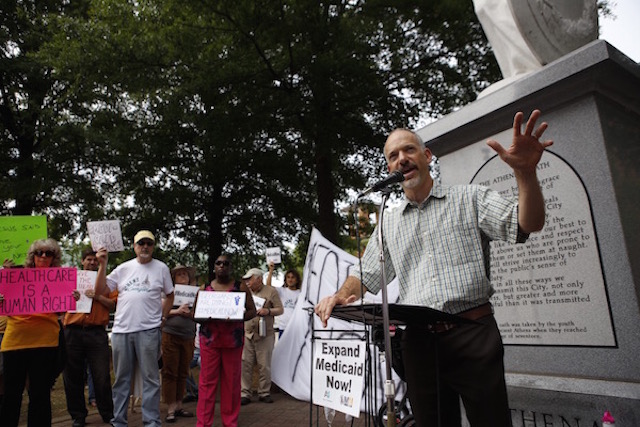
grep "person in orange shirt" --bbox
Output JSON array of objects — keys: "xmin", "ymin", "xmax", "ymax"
[
  {"xmin": 0, "ymin": 259, "xmax": 10, "ymax": 412},
  {"xmin": 0, "ymin": 238, "xmax": 66, "ymax": 427},
  {"xmin": 63, "ymin": 247, "xmax": 117, "ymax": 427}
]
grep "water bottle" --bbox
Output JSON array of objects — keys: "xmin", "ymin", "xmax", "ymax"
[{"xmin": 259, "ymin": 316, "xmax": 266, "ymax": 337}]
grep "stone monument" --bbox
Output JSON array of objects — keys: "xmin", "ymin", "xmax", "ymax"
[
  {"xmin": 416, "ymin": 40, "xmax": 640, "ymax": 426},
  {"xmin": 473, "ymin": 0, "xmax": 598, "ymax": 95}
]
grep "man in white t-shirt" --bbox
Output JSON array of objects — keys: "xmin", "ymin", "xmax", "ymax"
[{"xmin": 95, "ymin": 230, "xmax": 174, "ymax": 427}]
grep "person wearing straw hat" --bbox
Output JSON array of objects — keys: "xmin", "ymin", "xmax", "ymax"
[{"xmin": 161, "ymin": 264, "xmax": 197, "ymax": 423}]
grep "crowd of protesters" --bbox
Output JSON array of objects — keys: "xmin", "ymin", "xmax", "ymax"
[{"xmin": 0, "ymin": 230, "xmax": 301, "ymax": 427}]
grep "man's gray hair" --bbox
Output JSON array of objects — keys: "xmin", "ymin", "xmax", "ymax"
[{"xmin": 384, "ymin": 128, "xmax": 426, "ymax": 161}]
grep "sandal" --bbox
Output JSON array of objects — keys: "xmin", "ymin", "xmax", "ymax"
[
  {"xmin": 175, "ymin": 409, "xmax": 194, "ymax": 417},
  {"xmin": 165, "ymin": 412, "xmax": 176, "ymax": 423}
]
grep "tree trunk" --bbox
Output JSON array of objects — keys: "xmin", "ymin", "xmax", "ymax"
[
  {"xmin": 15, "ymin": 135, "xmax": 36, "ymax": 215},
  {"xmin": 314, "ymin": 135, "xmax": 338, "ymax": 244},
  {"xmin": 206, "ymin": 185, "xmax": 225, "ymax": 282}
]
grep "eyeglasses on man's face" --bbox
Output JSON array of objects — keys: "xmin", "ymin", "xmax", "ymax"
[
  {"xmin": 136, "ymin": 240, "xmax": 154, "ymax": 247},
  {"xmin": 215, "ymin": 260, "xmax": 230, "ymax": 267},
  {"xmin": 35, "ymin": 250, "xmax": 55, "ymax": 258}
]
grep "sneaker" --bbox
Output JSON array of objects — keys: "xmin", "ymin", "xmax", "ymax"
[
  {"xmin": 259, "ymin": 395, "xmax": 274, "ymax": 403},
  {"xmin": 240, "ymin": 396, "xmax": 251, "ymax": 405}
]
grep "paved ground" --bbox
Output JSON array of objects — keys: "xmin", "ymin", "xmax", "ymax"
[{"xmin": 47, "ymin": 391, "xmax": 374, "ymax": 427}]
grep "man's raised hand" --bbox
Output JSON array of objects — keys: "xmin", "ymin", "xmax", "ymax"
[{"xmin": 487, "ymin": 110, "xmax": 553, "ymax": 174}]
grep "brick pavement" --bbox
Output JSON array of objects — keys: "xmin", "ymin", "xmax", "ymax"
[{"xmin": 47, "ymin": 391, "xmax": 374, "ymax": 427}]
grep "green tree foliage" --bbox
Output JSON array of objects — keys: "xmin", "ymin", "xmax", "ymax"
[
  {"xmin": 0, "ymin": 0, "xmax": 103, "ymax": 237},
  {"xmin": 5, "ymin": 0, "xmax": 504, "ymax": 277}
]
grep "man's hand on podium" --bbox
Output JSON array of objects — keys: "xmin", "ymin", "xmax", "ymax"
[{"xmin": 315, "ymin": 293, "xmax": 358, "ymax": 328}]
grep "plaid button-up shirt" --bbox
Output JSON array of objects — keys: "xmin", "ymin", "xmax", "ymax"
[{"xmin": 355, "ymin": 184, "xmax": 527, "ymax": 314}]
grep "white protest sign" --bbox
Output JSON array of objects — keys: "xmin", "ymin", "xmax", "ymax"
[
  {"xmin": 194, "ymin": 291, "xmax": 246, "ymax": 320},
  {"xmin": 173, "ymin": 284, "xmax": 198, "ymax": 307},
  {"xmin": 87, "ymin": 220, "xmax": 125, "ymax": 252},
  {"xmin": 271, "ymin": 227, "xmax": 405, "ymax": 416},
  {"xmin": 313, "ymin": 339, "xmax": 366, "ymax": 418},
  {"xmin": 252, "ymin": 295, "xmax": 266, "ymax": 310},
  {"xmin": 72, "ymin": 270, "xmax": 97, "ymax": 313},
  {"xmin": 266, "ymin": 246, "xmax": 282, "ymax": 264}
]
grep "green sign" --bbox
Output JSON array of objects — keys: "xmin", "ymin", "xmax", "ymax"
[{"xmin": 0, "ymin": 216, "xmax": 48, "ymax": 265}]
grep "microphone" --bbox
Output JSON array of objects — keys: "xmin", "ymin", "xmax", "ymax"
[{"xmin": 358, "ymin": 170, "xmax": 405, "ymax": 197}]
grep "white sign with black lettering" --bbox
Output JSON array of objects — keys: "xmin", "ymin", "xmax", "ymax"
[
  {"xmin": 266, "ymin": 247, "xmax": 282, "ymax": 264},
  {"xmin": 312, "ymin": 339, "xmax": 366, "ymax": 418},
  {"xmin": 87, "ymin": 220, "xmax": 125, "ymax": 252},
  {"xmin": 193, "ymin": 291, "xmax": 245, "ymax": 321},
  {"xmin": 173, "ymin": 284, "xmax": 198, "ymax": 307}
]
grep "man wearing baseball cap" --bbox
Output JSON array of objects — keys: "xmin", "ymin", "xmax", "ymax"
[
  {"xmin": 240, "ymin": 268, "xmax": 283, "ymax": 405},
  {"xmin": 95, "ymin": 230, "xmax": 174, "ymax": 427}
]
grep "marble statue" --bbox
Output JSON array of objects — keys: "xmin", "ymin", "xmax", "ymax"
[{"xmin": 473, "ymin": 0, "xmax": 598, "ymax": 95}]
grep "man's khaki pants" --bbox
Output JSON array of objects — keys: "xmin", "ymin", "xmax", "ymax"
[{"xmin": 241, "ymin": 334, "xmax": 275, "ymax": 398}]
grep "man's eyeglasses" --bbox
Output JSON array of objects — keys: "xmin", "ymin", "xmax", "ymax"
[
  {"xmin": 136, "ymin": 240, "xmax": 154, "ymax": 247},
  {"xmin": 215, "ymin": 260, "xmax": 230, "ymax": 266},
  {"xmin": 35, "ymin": 250, "xmax": 55, "ymax": 258}
]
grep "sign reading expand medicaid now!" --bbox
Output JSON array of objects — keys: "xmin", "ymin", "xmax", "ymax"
[
  {"xmin": 0, "ymin": 267, "xmax": 78, "ymax": 315},
  {"xmin": 312, "ymin": 339, "xmax": 366, "ymax": 417}
]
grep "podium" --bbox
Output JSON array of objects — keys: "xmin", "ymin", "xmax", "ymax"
[
  {"xmin": 330, "ymin": 303, "xmax": 471, "ymax": 327},
  {"xmin": 326, "ymin": 303, "xmax": 475, "ymax": 427}
]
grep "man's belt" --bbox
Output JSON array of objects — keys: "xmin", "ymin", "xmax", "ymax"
[
  {"xmin": 457, "ymin": 302, "xmax": 493, "ymax": 321},
  {"xmin": 426, "ymin": 303, "xmax": 493, "ymax": 333}
]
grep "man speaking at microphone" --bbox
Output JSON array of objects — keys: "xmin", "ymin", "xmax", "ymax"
[{"xmin": 315, "ymin": 110, "xmax": 552, "ymax": 427}]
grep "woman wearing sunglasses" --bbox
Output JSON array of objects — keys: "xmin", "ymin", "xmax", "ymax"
[
  {"xmin": 0, "ymin": 238, "xmax": 64, "ymax": 426},
  {"xmin": 196, "ymin": 254, "xmax": 256, "ymax": 427}
]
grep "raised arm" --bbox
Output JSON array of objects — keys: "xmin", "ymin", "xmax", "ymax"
[
  {"xmin": 94, "ymin": 248, "xmax": 110, "ymax": 296},
  {"xmin": 314, "ymin": 275, "xmax": 366, "ymax": 328},
  {"xmin": 266, "ymin": 262, "xmax": 274, "ymax": 287},
  {"xmin": 487, "ymin": 109, "xmax": 553, "ymax": 233}
]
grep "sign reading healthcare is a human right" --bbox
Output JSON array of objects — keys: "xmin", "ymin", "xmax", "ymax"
[{"xmin": 0, "ymin": 267, "xmax": 77, "ymax": 315}]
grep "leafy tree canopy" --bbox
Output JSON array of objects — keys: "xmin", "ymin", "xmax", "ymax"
[{"xmin": 4, "ymin": 0, "xmax": 505, "ymax": 277}]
